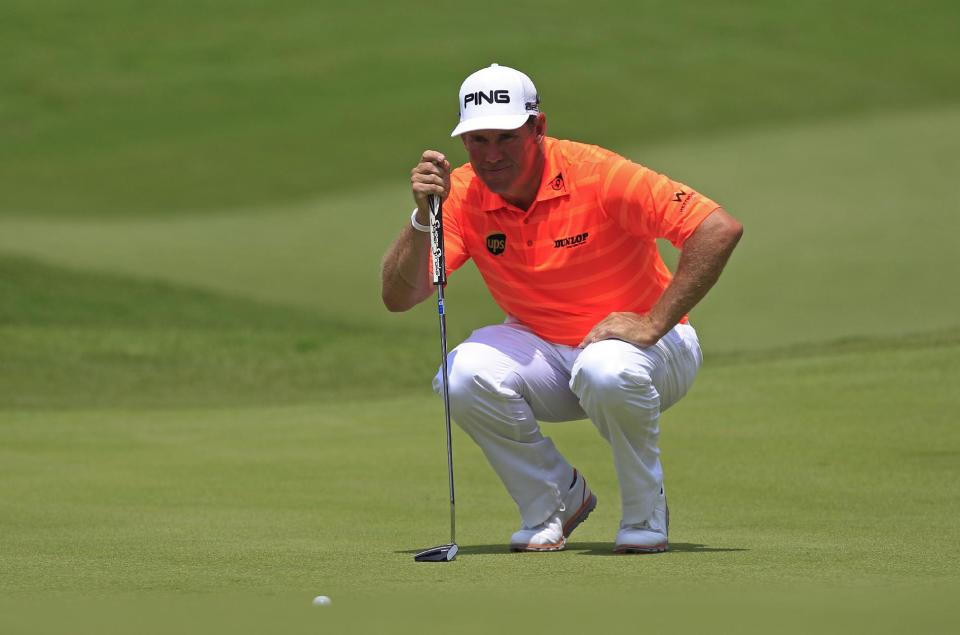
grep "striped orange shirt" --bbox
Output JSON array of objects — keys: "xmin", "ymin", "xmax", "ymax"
[{"xmin": 441, "ymin": 137, "xmax": 720, "ymax": 346}]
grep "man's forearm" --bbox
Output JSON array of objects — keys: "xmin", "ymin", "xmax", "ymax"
[
  {"xmin": 577, "ymin": 208, "xmax": 743, "ymax": 349},
  {"xmin": 648, "ymin": 208, "xmax": 743, "ymax": 334},
  {"xmin": 381, "ymin": 224, "xmax": 433, "ymax": 312}
]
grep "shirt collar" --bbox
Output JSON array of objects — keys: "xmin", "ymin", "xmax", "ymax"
[{"xmin": 478, "ymin": 137, "xmax": 570, "ymax": 212}]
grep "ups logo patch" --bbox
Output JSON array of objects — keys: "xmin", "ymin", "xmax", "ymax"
[{"xmin": 486, "ymin": 233, "xmax": 506, "ymax": 256}]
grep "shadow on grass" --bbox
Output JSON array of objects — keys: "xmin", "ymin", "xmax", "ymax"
[
  {"xmin": 572, "ymin": 542, "xmax": 749, "ymax": 556},
  {"xmin": 396, "ymin": 542, "xmax": 747, "ymax": 556}
]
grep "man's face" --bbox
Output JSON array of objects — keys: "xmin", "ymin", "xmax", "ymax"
[{"xmin": 461, "ymin": 119, "xmax": 543, "ymax": 198}]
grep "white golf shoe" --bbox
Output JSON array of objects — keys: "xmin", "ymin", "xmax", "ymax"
[
  {"xmin": 510, "ymin": 469, "xmax": 597, "ymax": 552},
  {"xmin": 614, "ymin": 488, "xmax": 669, "ymax": 554}
]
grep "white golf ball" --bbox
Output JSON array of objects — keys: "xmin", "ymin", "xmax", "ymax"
[{"xmin": 312, "ymin": 595, "xmax": 332, "ymax": 607}]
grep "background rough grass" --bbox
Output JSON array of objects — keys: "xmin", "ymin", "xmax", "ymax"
[{"xmin": 2, "ymin": 1, "xmax": 958, "ymax": 215}]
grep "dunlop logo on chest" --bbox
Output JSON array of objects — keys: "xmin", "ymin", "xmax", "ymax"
[
  {"xmin": 554, "ymin": 232, "xmax": 589, "ymax": 249},
  {"xmin": 486, "ymin": 233, "xmax": 506, "ymax": 255}
]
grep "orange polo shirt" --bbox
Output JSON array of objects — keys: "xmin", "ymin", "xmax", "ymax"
[{"xmin": 440, "ymin": 137, "xmax": 720, "ymax": 346}]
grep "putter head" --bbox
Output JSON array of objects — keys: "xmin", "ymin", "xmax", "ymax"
[{"xmin": 413, "ymin": 543, "xmax": 459, "ymax": 562}]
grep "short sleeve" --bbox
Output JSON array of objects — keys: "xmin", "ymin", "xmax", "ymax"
[{"xmin": 598, "ymin": 155, "xmax": 720, "ymax": 248}]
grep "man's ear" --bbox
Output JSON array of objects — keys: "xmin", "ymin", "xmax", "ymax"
[{"xmin": 536, "ymin": 113, "xmax": 547, "ymax": 141}]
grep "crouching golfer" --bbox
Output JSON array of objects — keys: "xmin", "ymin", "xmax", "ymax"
[{"xmin": 381, "ymin": 64, "xmax": 742, "ymax": 553}]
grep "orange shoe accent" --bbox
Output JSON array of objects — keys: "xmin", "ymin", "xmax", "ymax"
[
  {"xmin": 510, "ymin": 538, "xmax": 566, "ymax": 553},
  {"xmin": 510, "ymin": 469, "xmax": 598, "ymax": 553},
  {"xmin": 510, "ymin": 490, "xmax": 597, "ymax": 552},
  {"xmin": 562, "ymin": 492, "xmax": 597, "ymax": 537}
]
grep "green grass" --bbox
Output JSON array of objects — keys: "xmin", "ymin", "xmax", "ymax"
[
  {"xmin": 1, "ymin": 329, "xmax": 958, "ymax": 632},
  {"xmin": 3, "ymin": 331, "xmax": 958, "ymax": 591},
  {"xmin": 4, "ymin": 327, "xmax": 958, "ymax": 593},
  {"xmin": 2, "ymin": 0, "xmax": 958, "ymax": 215},
  {"xmin": 2, "ymin": 107, "xmax": 959, "ymax": 351},
  {"xmin": 0, "ymin": 256, "xmax": 435, "ymax": 409},
  {"xmin": 2, "ymin": 0, "xmax": 960, "ymax": 632}
]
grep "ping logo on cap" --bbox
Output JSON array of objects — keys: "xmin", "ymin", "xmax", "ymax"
[
  {"xmin": 464, "ymin": 90, "xmax": 511, "ymax": 107},
  {"xmin": 451, "ymin": 64, "xmax": 539, "ymax": 137}
]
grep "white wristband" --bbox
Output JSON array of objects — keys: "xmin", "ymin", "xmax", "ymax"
[{"xmin": 410, "ymin": 208, "xmax": 430, "ymax": 233}]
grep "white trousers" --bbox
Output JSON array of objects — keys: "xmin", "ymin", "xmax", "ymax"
[{"xmin": 433, "ymin": 321, "xmax": 702, "ymax": 528}]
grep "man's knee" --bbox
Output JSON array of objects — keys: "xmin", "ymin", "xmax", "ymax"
[
  {"xmin": 433, "ymin": 348, "xmax": 541, "ymax": 443},
  {"xmin": 570, "ymin": 340, "xmax": 655, "ymax": 405},
  {"xmin": 433, "ymin": 345, "xmax": 518, "ymax": 417}
]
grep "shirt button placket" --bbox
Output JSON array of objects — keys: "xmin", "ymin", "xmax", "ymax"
[
  {"xmin": 523, "ymin": 213, "xmax": 533, "ymax": 247},
  {"xmin": 519, "ymin": 213, "xmax": 534, "ymax": 265}
]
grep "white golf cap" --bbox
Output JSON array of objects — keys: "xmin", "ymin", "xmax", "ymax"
[{"xmin": 450, "ymin": 63, "xmax": 540, "ymax": 137}]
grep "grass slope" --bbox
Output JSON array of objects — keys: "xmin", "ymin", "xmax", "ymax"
[
  {"xmin": 2, "ymin": 107, "xmax": 959, "ymax": 352},
  {"xmin": 0, "ymin": 256, "xmax": 435, "ymax": 409}
]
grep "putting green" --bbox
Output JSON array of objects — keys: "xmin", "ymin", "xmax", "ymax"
[
  {"xmin": 1, "ymin": 323, "xmax": 958, "ymax": 633},
  {"xmin": 3, "ymin": 331, "xmax": 958, "ymax": 593}
]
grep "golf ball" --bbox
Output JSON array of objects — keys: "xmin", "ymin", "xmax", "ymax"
[{"xmin": 312, "ymin": 595, "xmax": 332, "ymax": 607}]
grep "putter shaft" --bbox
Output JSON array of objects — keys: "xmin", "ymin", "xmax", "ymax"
[
  {"xmin": 437, "ymin": 282, "xmax": 455, "ymax": 544},
  {"xmin": 430, "ymin": 194, "xmax": 456, "ymax": 546}
]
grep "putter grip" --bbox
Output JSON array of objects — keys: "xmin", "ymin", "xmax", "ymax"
[{"xmin": 429, "ymin": 194, "xmax": 446, "ymax": 286}]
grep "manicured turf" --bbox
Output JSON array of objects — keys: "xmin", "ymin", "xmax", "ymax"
[
  {"xmin": 2, "ymin": 1, "xmax": 959, "ymax": 632},
  {"xmin": 3, "ymin": 328, "xmax": 959, "ymax": 594},
  {"xmin": 2, "ymin": 320, "xmax": 958, "ymax": 631}
]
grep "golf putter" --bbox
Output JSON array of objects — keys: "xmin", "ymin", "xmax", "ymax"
[{"xmin": 414, "ymin": 193, "xmax": 459, "ymax": 563}]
